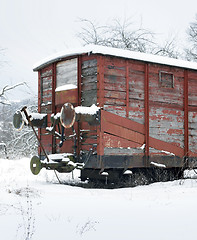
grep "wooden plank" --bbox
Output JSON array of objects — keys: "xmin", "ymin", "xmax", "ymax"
[
  {"xmin": 104, "ymin": 74, "xmax": 126, "ymax": 84},
  {"xmin": 102, "ymin": 110, "xmax": 145, "ymax": 134},
  {"xmin": 104, "ymin": 82, "xmax": 126, "ymax": 92},
  {"xmin": 103, "ymin": 133, "xmax": 141, "ymax": 149},
  {"xmin": 41, "ymin": 67, "xmax": 53, "ymax": 77},
  {"xmin": 149, "ymin": 137, "xmax": 184, "ymax": 157},
  {"xmin": 55, "ymin": 88, "xmax": 78, "ymax": 106},
  {"xmin": 104, "ymin": 98, "xmax": 126, "ymax": 106},
  {"xmin": 101, "ymin": 110, "xmax": 185, "ymax": 157},
  {"xmin": 81, "ymin": 90, "xmax": 97, "ymax": 106},
  {"xmin": 104, "ymin": 90, "xmax": 126, "ymax": 99},
  {"xmin": 82, "ymin": 59, "xmax": 97, "ymax": 69},
  {"xmin": 102, "ymin": 121, "xmax": 144, "ymax": 144}
]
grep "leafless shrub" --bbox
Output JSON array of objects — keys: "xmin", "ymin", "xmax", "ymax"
[{"xmin": 76, "ymin": 219, "xmax": 99, "ymax": 236}]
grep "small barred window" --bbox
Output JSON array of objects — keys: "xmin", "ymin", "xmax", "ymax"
[{"xmin": 159, "ymin": 71, "xmax": 174, "ymax": 88}]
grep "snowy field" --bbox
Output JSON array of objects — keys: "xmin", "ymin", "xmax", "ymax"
[{"xmin": 1, "ymin": 158, "xmax": 197, "ymax": 240}]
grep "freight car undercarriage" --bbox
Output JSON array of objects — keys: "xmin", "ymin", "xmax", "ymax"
[{"xmin": 13, "ymin": 103, "xmax": 196, "ymax": 186}]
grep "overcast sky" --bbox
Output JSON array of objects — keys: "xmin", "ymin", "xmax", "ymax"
[{"xmin": 1, "ymin": 0, "xmax": 197, "ymax": 101}]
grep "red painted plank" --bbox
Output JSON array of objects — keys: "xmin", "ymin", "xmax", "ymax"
[
  {"xmin": 55, "ymin": 88, "xmax": 78, "ymax": 106},
  {"xmin": 102, "ymin": 121, "xmax": 144, "ymax": 144},
  {"xmin": 149, "ymin": 137, "xmax": 184, "ymax": 157},
  {"xmin": 102, "ymin": 110, "xmax": 145, "ymax": 134},
  {"xmin": 102, "ymin": 110, "xmax": 185, "ymax": 157},
  {"xmin": 103, "ymin": 133, "xmax": 141, "ymax": 149}
]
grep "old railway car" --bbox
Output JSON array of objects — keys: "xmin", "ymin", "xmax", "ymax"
[{"xmin": 14, "ymin": 45, "xmax": 197, "ymax": 183}]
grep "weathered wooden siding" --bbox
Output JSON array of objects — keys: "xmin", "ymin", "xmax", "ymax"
[
  {"xmin": 149, "ymin": 64, "xmax": 185, "ymax": 155},
  {"xmin": 81, "ymin": 57, "xmax": 97, "ymax": 107},
  {"xmin": 188, "ymin": 71, "xmax": 197, "ymax": 155},
  {"xmin": 103, "ymin": 57, "xmax": 127, "ymax": 117},
  {"xmin": 128, "ymin": 60, "xmax": 145, "ymax": 124},
  {"xmin": 40, "ymin": 65, "xmax": 53, "ymax": 113},
  {"xmin": 99, "ymin": 55, "xmax": 196, "ymax": 158},
  {"xmin": 80, "ymin": 56, "xmax": 98, "ymax": 154},
  {"xmin": 39, "ymin": 65, "xmax": 54, "ymax": 155},
  {"xmin": 101, "ymin": 56, "xmax": 145, "ymax": 156}
]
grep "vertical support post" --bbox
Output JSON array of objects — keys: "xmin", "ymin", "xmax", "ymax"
[
  {"xmin": 144, "ymin": 63, "xmax": 149, "ymax": 160},
  {"xmin": 78, "ymin": 56, "xmax": 82, "ymax": 106},
  {"xmin": 77, "ymin": 56, "xmax": 82, "ymax": 157},
  {"xmin": 52, "ymin": 63, "xmax": 56, "ymax": 154},
  {"xmin": 126, "ymin": 60, "xmax": 129, "ymax": 118},
  {"xmin": 38, "ymin": 71, "xmax": 41, "ymax": 113},
  {"xmin": 52, "ymin": 63, "xmax": 56, "ymax": 114},
  {"xmin": 38, "ymin": 71, "xmax": 41, "ymax": 156},
  {"xmin": 97, "ymin": 55, "xmax": 104, "ymax": 108},
  {"xmin": 184, "ymin": 69, "xmax": 189, "ymax": 158},
  {"xmin": 97, "ymin": 56, "xmax": 104, "ymax": 157}
]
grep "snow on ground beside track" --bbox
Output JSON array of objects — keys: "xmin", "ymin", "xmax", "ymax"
[{"xmin": 0, "ymin": 158, "xmax": 197, "ymax": 240}]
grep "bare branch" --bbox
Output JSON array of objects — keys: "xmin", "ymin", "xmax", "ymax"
[
  {"xmin": 77, "ymin": 17, "xmax": 182, "ymax": 58},
  {"xmin": 0, "ymin": 82, "xmax": 27, "ymax": 105},
  {"xmin": 185, "ymin": 14, "xmax": 197, "ymax": 61}
]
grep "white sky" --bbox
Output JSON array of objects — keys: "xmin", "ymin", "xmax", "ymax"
[{"xmin": 0, "ymin": 0, "xmax": 197, "ymax": 100}]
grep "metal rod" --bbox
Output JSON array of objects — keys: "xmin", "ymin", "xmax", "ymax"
[{"xmin": 21, "ymin": 107, "xmax": 50, "ymax": 163}]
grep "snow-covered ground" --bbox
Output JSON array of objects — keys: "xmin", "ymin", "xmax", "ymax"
[{"xmin": 0, "ymin": 158, "xmax": 197, "ymax": 240}]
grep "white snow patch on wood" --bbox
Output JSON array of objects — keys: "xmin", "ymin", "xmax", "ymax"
[
  {"xmin": 161, "ymin": 150, "xmax": 175, "ymax": 156},
  {"xmin": 31, "ymin": 113, "xmax": 47, "ymax": 120},
  {"xmin": 55, "ymin": 84, "xmax": 77, "ymax": 92},
  {"xmin": 75, "ymin": 104, "xmax": 100, "ymax": 115},
  {"xmin": 139, "ymin": 144, "xmax": 145, "ymax": 150}
]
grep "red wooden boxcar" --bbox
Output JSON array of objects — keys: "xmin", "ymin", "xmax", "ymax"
[{"xmin": 32, "ymin": 45, "xmax": 197, "ymax": 182}]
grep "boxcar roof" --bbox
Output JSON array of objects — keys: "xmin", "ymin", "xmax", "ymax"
[{"xmin": 33, "ymin": 45, "xmax": 197, "ymax": 71}]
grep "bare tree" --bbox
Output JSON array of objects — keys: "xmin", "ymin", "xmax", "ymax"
[
  {"xmin": 78, "ymin": 18, "xmax": 155, "ymax": 53},
  {"xmin": 186, "ymin": 14, "xmax": 197, "ymax": 61},
  {"xmin": 78, "ymin": 18, "xmax": 181, "ymax": 58},
  {"xmin": 0, "ymin": 82, "xmax": 27, "ymax": 105},
  {"xmin": 0, "ymin": 98, "xmax": 38, "ymax": 158},
  {"xmin": 152, "ymin": 35, "xmax": 181, "ymax": 59}
]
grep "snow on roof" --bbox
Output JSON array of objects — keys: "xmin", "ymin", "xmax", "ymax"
[{"xmin": 33, "ymin": 44, "xmax": 197, "ymax": 71}]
